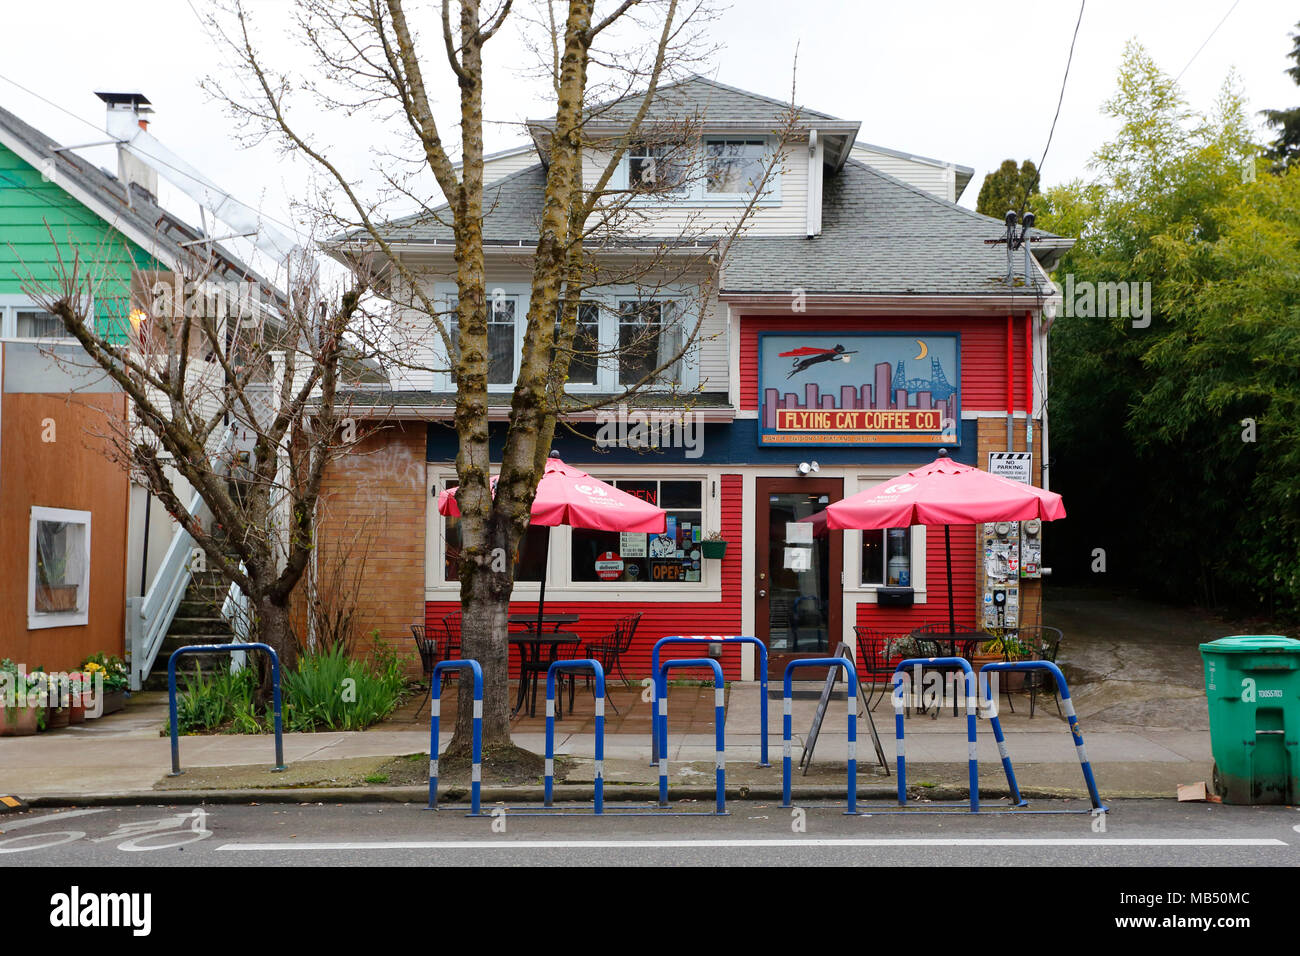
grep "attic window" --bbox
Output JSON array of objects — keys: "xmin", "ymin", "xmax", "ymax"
[
  {"xmin": 706, "ymin": 139, "xmax": 767, "ymax": 194},
  {"xmin": 627, "ymin": 143, "xmax": 690, "ymax": 196}
]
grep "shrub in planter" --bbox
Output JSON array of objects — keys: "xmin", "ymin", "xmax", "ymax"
[
  {"xmin": 701, "ymin": 532, "xmax": 728, "ymax": 559},
  {"xmin": 0, "ymin": 659, "xmax": 46, "ymax": 736},
  {"xmin": 81, "ymin": 653, "xmax": 129, "ymax": 716}
]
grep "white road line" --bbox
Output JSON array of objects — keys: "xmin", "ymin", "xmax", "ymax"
[
  {"xmin": 0, "ymin": 808, "xmax": 108, "ymax": 832},
  {"xmin": 216, "ymin": 837, "xmax": 1289, "ymax": 851}
]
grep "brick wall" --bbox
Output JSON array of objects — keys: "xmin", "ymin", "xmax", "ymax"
[{"xmin": 302, "ymin": 422, "xmax": 427, "ymax": 671}]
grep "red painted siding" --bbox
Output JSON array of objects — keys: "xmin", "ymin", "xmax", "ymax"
[
  {"xmin": 426, "ymin": 474, "xmax": 746, "ymax": 680},
  {"xmin": 853, "ymin": 523, "xmax": 978, "ymax": 666},
  {"xmin": 738, "ymin": 315, "xmax": 1020, "ymax": 412}
]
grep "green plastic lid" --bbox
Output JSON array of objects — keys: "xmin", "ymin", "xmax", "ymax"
[{"xmin": 1199, "ymin": 635, "xmax": 1300, "ymax": 653}]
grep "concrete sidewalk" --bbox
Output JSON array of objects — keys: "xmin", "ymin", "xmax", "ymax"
[{"xmin": 0, "ymin": 682, "xmax": 1212, "ymax": 805}]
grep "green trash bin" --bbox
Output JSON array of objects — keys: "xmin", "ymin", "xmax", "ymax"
[{"xmin": 1199, "ymin": 635, "xmax": 1300, "ymax": 805}]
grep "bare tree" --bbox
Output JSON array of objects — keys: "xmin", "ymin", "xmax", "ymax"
[
  {"xmin": 202, "ymin": 0, "xmax": 797, "ymax": 755},
  {"xmin": 21, "ymin": 233, "xmax": 373, "ymax": 681}
]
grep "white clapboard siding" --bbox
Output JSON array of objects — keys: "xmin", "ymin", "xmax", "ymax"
[
  {"xmin": 480, "ymin": 146, "xmax": 541, "ymax": 184},
  {"xmin": 850, "ymin": 144, "xmax": 956, "ymax": 202},
  {"xmin": 583, "ymin": 136, "xmax": 809, "ymax": 239}
]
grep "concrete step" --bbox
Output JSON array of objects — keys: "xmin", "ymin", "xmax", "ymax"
[{"xmin": 166, "ymin": 616, "xmax": 231, "ymax": 637}]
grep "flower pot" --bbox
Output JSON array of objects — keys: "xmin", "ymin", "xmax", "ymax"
[
  {"xmin": 68, "ymin": 701, "xmax": 86, "ymax": 724},
  {"xmin": 701, "ymin": 539, "xmax": 728, "ymax": 559},
  {"xmin": 47, "ymin": 706, "xmax": 70, "ymax": 730},
  {"xmin": 100, "ymin": 690, "xmax": 126, "ymax": 716},
  {"xmin": 0, "ymin": 705, "xmax": 40, "ymax": 737},
  {"xmin": 36, "ymin": 584, "xmax": 78, "ymax": 613},
  {"xmin": 971, "ymin": 654, "xmax": 1026, "ymax": 693}
]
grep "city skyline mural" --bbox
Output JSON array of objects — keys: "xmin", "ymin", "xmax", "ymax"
[{"xmin": 758, "ymin": 332, "xmax": 961, "ymax": 446}]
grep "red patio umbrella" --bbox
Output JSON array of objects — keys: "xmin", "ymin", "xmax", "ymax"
[
  {"xmin": 824, "ymin": 457, "xmax": 1065, "ymax": 633},
  {"xmin": 437, "ymin": 457, "xmax": 666, "ymax": 633}
]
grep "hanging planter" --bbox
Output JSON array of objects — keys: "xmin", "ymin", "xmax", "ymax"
[{"xmin": 701, "ymin": 537, "xmax": 728, "ymax": 560}]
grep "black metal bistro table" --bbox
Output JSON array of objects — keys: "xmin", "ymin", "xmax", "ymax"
[
  {"xmin": 904, "ymin": 627, "xmax": 988, "ymax": 716},
  {"xmin": 508, "ymin": 623, "xmax": 582, "ymax": 718}
]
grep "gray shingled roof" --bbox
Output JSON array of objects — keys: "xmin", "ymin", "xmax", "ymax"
[
  {"xmin": 365, "ymin": 162, "xmax": 547, "ymax": 244},
  {"xmin": 537, "ymin": 75, "xmax": 842, "ymax": 129},
  {"xmin": 0, "ymin": 103, "xmax": 278, "ymax": 294},
  {"xmin": 721, "ymin": 160, "xmax": 1057, "ymax": 297}
]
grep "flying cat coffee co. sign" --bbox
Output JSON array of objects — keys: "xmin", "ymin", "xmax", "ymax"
[{"xmin": 757, "ymin": 332, "xmax": 961, "ymax": 447}]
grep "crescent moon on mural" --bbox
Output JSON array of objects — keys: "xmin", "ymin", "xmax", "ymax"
[{"xmin": 913, "ymin": 339, "xmax": 929, "ymax": 360}]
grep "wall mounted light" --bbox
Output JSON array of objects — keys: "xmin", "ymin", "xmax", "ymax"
[{"xmin": 797, "ymin": 461, "xmax": 820, "ymax": 476}]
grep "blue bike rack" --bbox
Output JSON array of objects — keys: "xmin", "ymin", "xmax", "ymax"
[
  {"xmin": 650, "ymin": 635, "xmax": 769, "ymax": 768},
  {"xmin": 427, "ymin": 659, "xmax": 484, "ymax": 817},
  {"xmin": 886, "ymin": 657, "xmax": 1107, "ymax": 815},
  {"xmin": 168, "ymin": 643, "xmax": 284, "ymax": 776},
  {"xmin": 981, "ymin": 660, "xmax": 1107, "ymax": 812},
  {"xmin": 892, "ymin": 657, "xmax": 982, "ymax": 812},
  {"xmin": 781, "ymin": 657, "xmax": 860, "ymax": 814},
  {"xmin": 657, "ymin": 658, "xmax": 727, "ymax": 815},
  {"xmin": 545, "ymin": 659, "xmax": 606, "ymax": 813}
]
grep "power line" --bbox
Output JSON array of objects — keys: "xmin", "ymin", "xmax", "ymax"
[
  {"xmin": 1175, "ymin": 0, "xmax": 1240, "ymax": 82},
  {"xmin": 1016, "ymin": 0, "xmax": 1086, "ymax": 219},
  {"xmin": 0, "ymin": 71, "xmax": 304, "ymax": 242}
]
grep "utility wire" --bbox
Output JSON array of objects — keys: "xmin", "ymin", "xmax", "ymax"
[
  {"xmin": 1016, "ymin": 0, "xmax": 1086, "ymax": 221},
  {"xmin": 1175, "ymin": 0, "xmax": 1240, "ymax": 82},
  {"xmin": 0, "ymin": 71, "xmax": 304, "ymax": 241}
]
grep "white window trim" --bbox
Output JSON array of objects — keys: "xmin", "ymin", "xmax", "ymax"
[
  {"xmin": 426, "ymin": 467, "xmax": 723, "ymax": 601},
  {"xmin": 28, "ymin": 506, "xmax": 92, "ymax": 630},
  {"xmin": 432, "ymin": 283, "xmax": 700, "ymax": 394},
  {"xmin": 617, "ymin": 135, "xmax": 784, "ymax": 206}
]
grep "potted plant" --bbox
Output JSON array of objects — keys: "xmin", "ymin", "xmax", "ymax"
[
  {"xmin": 82, "ymin": 653, "xmax": 129, "ymax": 716},
  {"xmin": 0, "ymin": 659, "xmax": 46, "ymax": 736},
  {"xmin": 66, "ymin": 672, "xmax": 88, "ymax": 724},
  {"xmin": 975, "ymin": 631, "xmax": 1034, "ymax": 692},
  {"xmin": 701, "ymin": 530, "xmax": 728, "ymax": 560},
  {"xmin": 33, "ymin": 669, "xmax": 71, "ymax": 729}
]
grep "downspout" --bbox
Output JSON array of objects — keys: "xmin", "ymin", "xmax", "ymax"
[
  {"xmin": 1005, "ymin": 313, "xmax": 1014, "ymax": 449},
  {"xmin": 1024, "ymin": 310, "xmax": 1034, "ymax": 459}
]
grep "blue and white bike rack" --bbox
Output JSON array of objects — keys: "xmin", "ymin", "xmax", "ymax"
[
  {"xmin": 657, "ymin": 658, "xmax": 728, "ymax": 815},
  {"xmin": 427, "ymin": 658, "xmax": 484, "ymax": 817},
  {"xmin": 888, "ymin": 657, "xmax": 1107, "ymax": 815},
  {"xmin": 781, "ymin": 657, "xmax": 860, "ymax": 814},
  {"xmin": 650, "ymin": 635, "xmax": 769, "ymax": 768},
  {"xmin": 545, "ymin": 659, "xmax": 606, "ymax": 813}
]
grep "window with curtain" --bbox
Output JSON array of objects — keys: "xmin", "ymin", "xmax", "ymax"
[
  {"xmin": 553, "ymin": 301, "xmax": 601, "ymax": 386},
  {"xmin": 447, "ymin": 296, "xmax": 517, "ymax": 385},
  {"xmin": 617, "ymin": 299, "xmax": 683, "ymax": 387}
]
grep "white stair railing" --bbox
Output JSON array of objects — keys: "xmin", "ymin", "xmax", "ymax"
[
  {"xmin": 126, "ymin": 427, "xmax": 235, "ymax": 691},
  {"xmin": 221, "ymin": 567, "xmax": 253, "ymax": 672}
]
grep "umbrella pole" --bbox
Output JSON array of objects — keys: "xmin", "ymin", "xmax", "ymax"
[
  {"xmin": 945, "ymin": 524, "xmax": 956, "ymax": 634},
  {"xmin": 536, "ymin": 526, "xmax": 551, "ymax": 631}
]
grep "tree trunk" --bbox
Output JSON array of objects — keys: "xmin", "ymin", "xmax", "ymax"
[
  {"xmin": 448, "ymin": 579, "xmax": 513, "ymax": 754},
  {"xmin": 254, "ymin": 596, "xmax": 299, "ymax": 706}
]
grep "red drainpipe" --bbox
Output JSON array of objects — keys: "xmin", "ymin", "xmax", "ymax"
[
  {"xmin": 1024, "ymin": 311, "xmax": 1034, "ymax": 420},
  {"xmin": 1005, "ymin": 314, "xmax": 1014, "ymax": 447}
]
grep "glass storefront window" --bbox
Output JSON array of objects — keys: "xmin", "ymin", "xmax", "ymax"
[
  {"xmin": 571, "ymin": 479, "xmax": 704, "ymax": 584},
  {"xmin": 442, "ymin": 482, "xmax": 548, "ymax": 582},
  {"xmin": 862, "ymin": 527, "xmax": 912, "ymax": 586}
]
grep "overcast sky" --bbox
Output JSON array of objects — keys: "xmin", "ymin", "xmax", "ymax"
[{"xmin": 2, "ymin": 0, "xmax": 1296, "ymax": 272}]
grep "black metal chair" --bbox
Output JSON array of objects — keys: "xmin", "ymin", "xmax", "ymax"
[
  {"xmin": 911, "ymin": 624, "xmax": 975, "ymax": 717},
  {"xmin": 411, "ymin": 624, "xmax": 438, "ymax": 717},
  {"xmin": 583, "ymin": 613, "xmax": 642, "ymax": 715},
  {"xmin": 439, "ymin": 614, "xmax": 463, "ymax": 691},
  {"xmin": 852, "ymin": 627, "xmax": 901, "ymax": 711},
  {"xmin": 1017, "ymin": 626, "xmax": 1064, "ymax": 718}
]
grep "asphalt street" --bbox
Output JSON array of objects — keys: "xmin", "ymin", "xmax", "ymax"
[{"xmin": 2, "ymin": 799, "xmax": 1298, "ymax": 867}]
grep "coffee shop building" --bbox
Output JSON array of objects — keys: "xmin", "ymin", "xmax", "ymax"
[{"xmin": 321, "ymin": 77, "xmax": 1070, "ymax": 681}]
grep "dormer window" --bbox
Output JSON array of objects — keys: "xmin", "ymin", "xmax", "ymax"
[
  {"xmin": 618, "ymin": 136, "xmax": 781, "ymax": 205},
  {"xmin": 628, "ymin": 143, "xmax": 690, "ymax": 196},
  {"xmin": 706, "ymin": 139, "xmax": 767, "ymax": 195}
]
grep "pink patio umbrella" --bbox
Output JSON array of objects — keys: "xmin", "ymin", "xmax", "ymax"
[
  {"xmin": 437, "ymin": 457, "xmax": 666, "ymax": 634},
  {"xmin": 824, "ymin": 457, "xmax": 1066, "ymax": 634}
]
